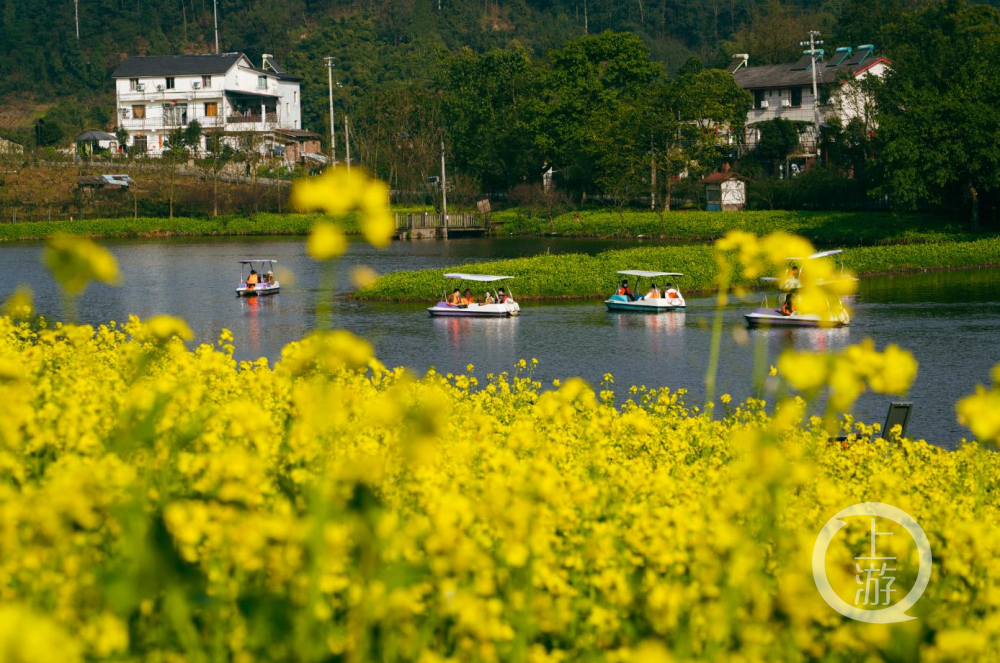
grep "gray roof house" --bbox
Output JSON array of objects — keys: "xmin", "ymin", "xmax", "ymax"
[
  {"xmin": 728, "ymin": 45, "xmax": 889, "ymax": 154},
  {"xmin": 111, "ymin": 52, "xmax": 304, "ymax": 157}
]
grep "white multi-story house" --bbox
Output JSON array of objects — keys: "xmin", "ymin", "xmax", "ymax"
[
  {"xmin": 112, "ymin": 52, "xmax": 306, "ymax": 157},
  {"xmin": 728, "ymin": 45, "xmax": 889, "ymax": 154}
]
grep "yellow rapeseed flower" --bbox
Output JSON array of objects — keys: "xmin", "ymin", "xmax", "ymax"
[
  {"xmin": 307, "ymin": 221, "xmax": 348, "ymax": 261},
  {"xmin": 43, "ymin": 234, "xmax": 120, "ymax": 295}
]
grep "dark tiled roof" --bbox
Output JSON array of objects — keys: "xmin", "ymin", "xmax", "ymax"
[
  {"xmin": 274, "ymin": 129, "xmax": 320, "ymax": 139},
  {"xmin": 112, "ymin": 53, "xmax": 247, "ymax": 78},
  {"xmin": 733, "ymin": 56, "xmax": 885, "ymax": 90},
  {"xmin": 74, "ymin": 129, "xmax": 117, "ymax": 142},
  {"xmin": 702, "ymin": 171, "xmax": 745, "ymax": 184}
]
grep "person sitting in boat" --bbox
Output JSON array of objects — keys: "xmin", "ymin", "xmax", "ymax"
[
  {"xmin": 447, "ymin": 288, "xmax": 462, "ymax": 306},
  {"xmin": 647, "ymin": 282, "xmax": 661, "ymax": 299},
  {"xmin": 617, "ymin": 280, "xmax": 635, "ymax": 301},
  {"xmin": 781, "ymin": 293, "xmax": 795, "ymax": 316},
  {"xmin": 483, "ymin": 291, "xmax": 495, "ymax": 305},
  {"xmin": 461, "ymin": 289, "xmax": 474, "ymax": 305},
  {"xmin": 497, "ymin": 288, "xmax": 509, "ymax": 303},
  {"xmin": 665, "ymin": 283, "xmax": 680, "ymax": 299},
  {"xmin": 265, "ymin": 271, "xmax": 275, "ymax": 285},
  {"xmin": 246, "ymin": 269, "xmax": 259, "ymax": 290}
]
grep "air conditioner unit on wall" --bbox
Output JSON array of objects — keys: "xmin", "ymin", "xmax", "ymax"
[
  {"xmin": 760, "ymin": 100, "xmax": 769, "ymax": 109},
  {"xmin": 156, "ymin": 84, "xmax": 164, "ymax": 91},
  {"xmin": 136, "ymin": 83, "xmax": 146, "ymax": 91},
  {"xmin": 192, "ymin": 82, "xmax": 201, "ymax": 89},
  {"xmin": 781, "ymin": 99, "xmax": 792, "ymax": 108}
]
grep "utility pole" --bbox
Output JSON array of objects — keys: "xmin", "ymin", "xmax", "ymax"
[
  {"xmin": 800, "ymin": 30, "xmax": 824, "ymax": 156},
  {"xmin": 650, "ymin": 136, "xmax": 656, "ymax": 211},
  {"xmin": 440, "ymin": 138, "xmax": 448, "ymax": 222},
  {"xmin": 324, "ymin": 56, "xmax": 336, "ymax": 165},
  {"xmin": 583, "ymin": 0, "xmax": 588, "ymax": 34},
  {"xmin": 344, "ymin": 116, "xmax": 351, "ymax": 171},
  {"xmin": 74, "ymin": 0, "xmax": 79, "ymax": 39},
  {"xmin": 213, "ymin": 0, "xmax": 220, "ymax": 53}
]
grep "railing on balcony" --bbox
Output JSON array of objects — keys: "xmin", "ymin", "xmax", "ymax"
[
  {"xmin": 118, "ymin": 116, "xmax": 225, "ymax": 131},
  {"xmin": 226, "ymin": 113, "xmax": 278, "ymax": 125}
]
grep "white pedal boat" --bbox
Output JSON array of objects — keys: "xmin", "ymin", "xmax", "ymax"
[
  {"xmin": 744, "ymin": 250, "xmax": 854, "ymax": 328},
  {"xmin": 744, "ymin": 306, "xmax": 851, "ymax": 328},
  {"xmin": 605, "ymin": 270, "xmax": 686, "ymax": 312},
  {"xmin": 428, "ymin": 273, "xmax": 520, "ymax": 318},
  {"xmin": 236, "ymin": 259, "xmax": 280, "ymax": 297}
]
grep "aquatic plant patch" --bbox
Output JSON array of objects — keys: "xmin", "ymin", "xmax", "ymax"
[{"xmin": 356, "ymin": 237, "xmax": 1000, "ymax": 300}]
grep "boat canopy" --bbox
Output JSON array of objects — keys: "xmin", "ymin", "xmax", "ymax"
[
  {"xmin": 443, "ymin": 273, "xmax": 514, "ymax": 282},
  {"xmin": 785, "ymin": 249, "xmax": 843, "ymax": 261},
  {"xmin": 239, "ymin": 259, "xmax": 277, "ymax": 264},
  {"xmin": 617, "ymin": 270, "xmax": 683, "ymax": 278}
]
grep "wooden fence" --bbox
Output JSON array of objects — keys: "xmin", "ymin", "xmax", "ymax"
[{"xmin": 394, "ymin": 212, "xmax": 488, "ymax": 230}]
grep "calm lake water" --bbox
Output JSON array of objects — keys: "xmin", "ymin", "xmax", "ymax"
[{"xmin": 3, "ymin": 235, "xmax": 999, "ymax": 449}]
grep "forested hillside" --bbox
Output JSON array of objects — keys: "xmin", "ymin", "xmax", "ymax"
[{"xmin": 3, "ymin": 0, "xmax": 1000, "ymax": 223}]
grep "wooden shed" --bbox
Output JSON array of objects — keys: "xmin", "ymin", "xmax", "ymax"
[{"xmin": 702, "ymin": 169, "xmax": 747, "ymax": 211}]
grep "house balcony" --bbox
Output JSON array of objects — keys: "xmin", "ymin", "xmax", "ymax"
[
  {"xmin": 118, "ymin": 116, "xmax": 226, "ymax": 132},
  {"xmin": 226, "ymin": 113, "xmax": 278, "ymax": 125},
  {"xmin": 118, "ymin": 88, "xmax": 225, "ymax": 103}
]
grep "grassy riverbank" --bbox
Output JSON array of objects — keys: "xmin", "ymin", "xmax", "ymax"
[
  {"xmin": 356, "ymin": 236, "xmax": 1000, "ymax": 300},
  {"xmin": 0, "ymin": 209, "xmax": 978, "ymax": 245},
  {"xmin": 0, "ymin": 213, "xmax": 360, "ymax": 241},
  {"xmin": 493, "ymin": 209, "xmax": 971, "ymax": 244}
]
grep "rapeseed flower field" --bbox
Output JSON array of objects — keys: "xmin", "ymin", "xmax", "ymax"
[{"xmin": 1, "ymin": 173, "xmax": 999, "ymax": 662}]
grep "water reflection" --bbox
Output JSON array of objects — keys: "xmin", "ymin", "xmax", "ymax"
[
  {"xmin": 612, "ymin": 310, "xmax": 686, "ymax": 335},
  {"xmin": 751, "ymin": 325, "xmax": 853, "ymax": 352}
]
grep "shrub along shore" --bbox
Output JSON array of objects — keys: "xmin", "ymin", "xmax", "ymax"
[
  {"xmin": 0, "ymin": 213, "xmax": 360, "ymax": 241},
  {"xmin": 0, "ymin": 209, "xmax": 980, "ymax": 245},
  {"xmin": 355, "ymin": 236, "xmax": 1000, "ymax": 301},
  {"xmin": 491, "ymin": 209, "xmax": 974, "ymax": 244}
]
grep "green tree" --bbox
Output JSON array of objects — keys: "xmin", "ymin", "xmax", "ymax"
[
  {"xmin": 163, "ymin": 120, "xmax": 201, "ymax": 219},
  {"xmin": 441, "ymin": 45, "xmax": 545, "ymax": 192},
  {"xmin": 874, "ymin": 0, "xmax": 1000, "ymax": 229},
  {"xmin": 651, "ymin": 68, "xmax": 751, "ymax": 211},
  {"xmin": 755, "ymin": 118, "xmax": 805, "ymax": 172},
  {"xmin": 543, "ymin": 31, "xmax": 663, "ymax": 196},
  {"xmin": 202, "ymin": 131, "xmax": 235, "ymax": 217}
]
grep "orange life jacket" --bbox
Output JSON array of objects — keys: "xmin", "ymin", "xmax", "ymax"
[{"xmin": 781, "ymin": 299, "xmax": 794, "ymax": 315}]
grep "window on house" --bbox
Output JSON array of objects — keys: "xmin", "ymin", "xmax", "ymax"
[
  {"xmin": 205, "ymin": 102, "xmax": 218, "ymax": 117},
  {"xmin": 129, "ymin": 78, "xmax": 140, "ymax": 91},
  {"xmin": 257, "ymin": 76, "xmax": 267, "ymax": 88},
  {"xmin": 285, "ymin": 103, "xmax": 289, "ymax": 115},
  {"xmin": 753, "ymin": 90, "xmax": 765, "ymax": 110},
  {"xmin": 202, "ymin": 75, "xmax": 212, "ymax": 88},
  {"xmin": 293, "ymin": 91, "xmax": 297, "ymax": 103},
  {"xmin": 163, "ymin": 103, "xmax": 188, "ymax": 126},
  {"xmin": 134, "ymin": 135, "xmax": 148, "ymax": 153},
  {"xmin": 132, "ymin": 105, "xmax": 146, "ymax": 119},
  {"xmin": 166, "ymin": 77, "xmax": 175, "ymax": 90},
  {"xmin": 791, "ymin": 88, "xmax": 803, "ymax": 107}
]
